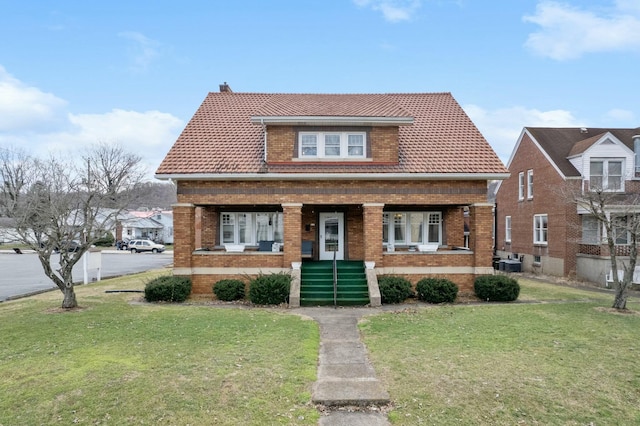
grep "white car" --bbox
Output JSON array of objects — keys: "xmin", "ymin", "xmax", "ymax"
[{"xmin": 128, "ymin": 239, "xmax": 165, "ymax": 253}]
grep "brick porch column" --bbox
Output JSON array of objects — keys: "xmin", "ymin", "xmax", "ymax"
[
  {"xmin": 445, "ymin": 207, "xmax": 465, "ymax": 248},
  {"xmin": 200, "ymin": 206, "xmax": 218, "ymax": 249},
  {"xmin": 469, "ymin": 203, "xmax": 494, "ymax": 268},
  {"xmin": 172, "ymin": 203, "xmax": 196, "ymax": 271},
  {"xmin": 363, "ymin": 203, "xmax": 384, "ymax": 266},
  {"xmin": 282, "ymin": 203, "xmax": 303, "ymax": 267}
]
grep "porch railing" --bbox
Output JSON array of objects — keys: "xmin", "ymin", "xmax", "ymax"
[{"xmin": 579, "ymin": 244, "xmax": 633, "ymax": 257}]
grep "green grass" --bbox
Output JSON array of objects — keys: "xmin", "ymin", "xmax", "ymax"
[
  {"xmin": 0, "ymin": 271, "xmax": 319, "ymax": 425},
  {"xmin": 360, "ymin": 278, "xmax": 640, "ymax": 425},
  {"xmin": 3, "ymin": 272, "xmax": 640, "ymax": 425}
]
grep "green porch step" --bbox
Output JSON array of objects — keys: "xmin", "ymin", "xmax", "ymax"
[{"xmin": 300, "ymin": 261, "xmax": 369, "ymax": 306}]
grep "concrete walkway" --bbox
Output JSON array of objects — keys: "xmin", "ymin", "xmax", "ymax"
[{"xmin": 297, "ymin": 306, "xmax": 391, "ymax": 426}]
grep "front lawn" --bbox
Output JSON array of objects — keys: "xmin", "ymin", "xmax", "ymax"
[
  {"xmin": 360, "ymin": 277, "xmax": 640, "ymax": 424},
  {"xmin": 0, "ymin": 271, "xmax": 320, "ymax": 425},
  {"xmin": 2, "ymin": 273, "xmax": 640, "ymax": 425}
]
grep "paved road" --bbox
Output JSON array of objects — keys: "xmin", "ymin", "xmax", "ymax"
[{"xmin": 0, "ymin": 250, "xmax": 173, "ymax": 301}]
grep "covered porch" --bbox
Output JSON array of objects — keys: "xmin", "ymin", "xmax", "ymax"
[{"xmin": 172, "ymin": 200, "xmax": 494, "ymax": 298}]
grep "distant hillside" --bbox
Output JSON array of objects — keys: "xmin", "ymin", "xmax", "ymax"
[{"xmin": 126, "ymin": 181, "xmax": 177, "ymax": 210}]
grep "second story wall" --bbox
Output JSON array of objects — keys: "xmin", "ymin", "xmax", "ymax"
[
  {"xmin": 266, "ymin": 125, "xmax": 399, "ymax": 163},
  {"xmin": 496, "ymin": 132, "xmax": 571, "ymax": 260}
]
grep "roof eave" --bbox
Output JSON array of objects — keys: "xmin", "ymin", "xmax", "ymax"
[
  {"xmin": 155, "ymin": 172, "xmax": 510, "ymax": 181},
  {"xmin": 249, "ymin": 116, "xmax": 414, "ymax": 126}
]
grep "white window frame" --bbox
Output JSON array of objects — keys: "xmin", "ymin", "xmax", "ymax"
[
  {"xmin": 612, "ymin": 214, "xmax": 629, "ymax": 245},
  {"xmin": 518, "ymin": 172, "xmax": 525, "ymax": 200},
  {"xmin": 505, "ymin": 216, "xmax": 512, "ymax": 243},
  {"xmin": 581, "ymin": 215, "xmax": 600, "ymax": 244},
  {"xmin": 527, "ymin": 169, "xmax": 533, "ymax": 199},
  {"xmin": 298, "ymin": 131, "xmax": 366, "ymax": 159},
  {"xmin": 590, "ymin": 159, "xmax": 624, "ymax": 192},
  {"xmin": 220, "ymin": 212, "xmax": 283, "ymax": 246},
  {"xmin": 382, "ymin": 211, "xmax": 442, "ymax": 246},
  {"xmin": 533, "ymin": 214, "xmax": 548, "ymax": 245}
]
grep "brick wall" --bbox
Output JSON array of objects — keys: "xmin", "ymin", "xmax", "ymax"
[
  {"xmin": 175, "ymin": 179, "xmax": 494, "ymax": 295},
  {"xmin": 265, "ymin": 125, "xmax": 399, "ymax": 163},
  {"xmin": 177, "ymin": 179, "xmax": 488, "ymax": 206},
  {"xmin": 496, "ymin": 133, "xmax": 575, "ymax": 276}
]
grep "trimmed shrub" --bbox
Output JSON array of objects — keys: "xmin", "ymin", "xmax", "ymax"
[
  {"xmin": 249, "ymin": 272, "xmax": 291, "ymax": 305},
  {"xmin": 144, "ymin": 275, "xmax": 192, "ymax": 303},
  {"xmin": 474, "ymin": 275, "xmax": 520, "ymax": 302},
  {"xmin": 213, "ymin": 279, "xmax": 246, "ymax": 301},
  {"xmin": 416, "ymin": 278, "xmax": 458, "ymax": 304},
  {"xmin": 378, "ymin": 275, "xmax": 413, "ymax": 304}
]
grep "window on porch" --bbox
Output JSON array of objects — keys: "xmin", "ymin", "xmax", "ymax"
[
  {"xmin": 221, "ymin": 212, "xmax": 283, "ymax": 246},
  {"xmin": 382, "ymin": 212, "xmax": 442, "ymax": 246}
]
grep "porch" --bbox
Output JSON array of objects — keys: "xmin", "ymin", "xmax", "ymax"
[{"xmin": 173, "ymin": 201, "xmax": 494, "ymax": 297}]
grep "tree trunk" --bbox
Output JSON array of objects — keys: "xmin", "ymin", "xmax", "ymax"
[
  {"xmin": 612, "ymin": 286, "xmax": 628, "ymax": 310},
  {"xmin": 61, "ymin": 284, "xmax": 77, "ymax": 309}
]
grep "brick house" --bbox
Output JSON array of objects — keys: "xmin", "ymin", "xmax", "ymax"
[
  {"xmin": 156, "ymin": 86, "xmax": 508, "ymax": 305},
  {"xmin": 495, "ymin": 127, "xmax": 640, "ymax": 284}
]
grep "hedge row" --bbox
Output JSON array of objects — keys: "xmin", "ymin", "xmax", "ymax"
[
  {"xmin": 212, "ymin": 273, "xmax": 291, "ymax": 305},
  {"xmin": 377, "ymin": 274, "xmax": 520, "ymax": 304}
]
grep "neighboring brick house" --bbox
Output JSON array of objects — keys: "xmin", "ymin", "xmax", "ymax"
[
  {"xmin": 495, "ymin": 127, "xmax": 640, "ymax": 284},
  {"xmin": 156, "ymin": 86, "xmax": 508, "ymax": 304}
]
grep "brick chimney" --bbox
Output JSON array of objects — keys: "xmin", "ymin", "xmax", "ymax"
[{"xmin": 219, "ymin": 82, "xmax": 232, "ymax": 93}]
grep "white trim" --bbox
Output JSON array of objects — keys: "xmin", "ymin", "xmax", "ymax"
[
  {"xmin": 250, "ymin": 115, "xmax": 414, "ymax": 126},
  {"xmin": 299, "ymin": 131, "xmax": 366, "ymax": 159},
  {"xmin": 156, "ymin": 172, "xmax": 511, "ymax": 181},
  {"xmin": 377, "ymin": 266, "xmax": 495, "ymax": 275},
  {"xmin": 533, "ymin": 214, "xmax": 548, "ymax": 245}
]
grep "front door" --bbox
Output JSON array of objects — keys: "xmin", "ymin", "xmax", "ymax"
[{"xmin": 319, "ymin": 212, "xmax": 344, "ymax": 260}]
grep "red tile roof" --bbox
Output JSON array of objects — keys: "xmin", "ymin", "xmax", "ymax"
[{"xmin": 156, "ymin": 92, "xmax": 508, "ymax": 176}]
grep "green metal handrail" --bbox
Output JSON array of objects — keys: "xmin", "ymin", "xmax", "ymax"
[{"xmin": 332, "ymin": 250, "xmax": 337, "ymax": 309}]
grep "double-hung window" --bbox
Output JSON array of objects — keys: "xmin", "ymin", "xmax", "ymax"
[
  {"xmin": 533, "ymin": 214, "xmax": 548, "ymax": 245},
  {"xmin": 505, "ymin": 216, "xmax": 512, "ymax": 243},
  {"xmin": 299, "ymin": 132, "xmax": 366, "ymax": 159},
  {"xmin": 221, "ymin": 212, "xmax": 283, "ymax": 246},
  {"xmin": 518, "ymin": 172, "xmax": 525, "ymax": 200},
  {"xmin": 581, "ymin": 215, "xmax": 600, "ymax": 244},
  {"xmin": 613, "ymin": 215, "xmax": 629, "ymax": 245},
  {"xmin": 527, "ymin": 170, "xmax": 533, "ymax": 199},
  {"xmin": 383, "ymin": 212, "xmax": 442, "ymax": 246},
  {"xmin": 590, "ymin": 159, "xmax": 623, "ymax": 191}
]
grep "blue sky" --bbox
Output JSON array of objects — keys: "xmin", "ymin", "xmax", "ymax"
[{"xmin": 1, "ymin": 0, "xmax": 639, "ymax": 177}]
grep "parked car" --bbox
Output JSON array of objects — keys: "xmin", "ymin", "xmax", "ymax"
[
  {"xmin": 116, "ymin": 239, "xmax": 130, "ymax": 250},
  {"xmin": 128, "ymin": 239, "xmax": 165, "ymax": 253}
]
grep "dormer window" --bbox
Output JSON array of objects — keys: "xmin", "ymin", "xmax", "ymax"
[
  {"xmin": 590, "ymin": 159, "xmax": 623, "ymax": 191},
  {"xmin": 299, "ymin": 131, "xmax": 366, "ymax": 159}
]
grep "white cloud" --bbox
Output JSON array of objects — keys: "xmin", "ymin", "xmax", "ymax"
[
  {"xmin": 0, "ymin": 66, "xmax": 67, "ymax": 132},
  {"xmin": 464, "ymin": 104, "xmax": 584, "ymax": 164},
  {"xmin": 353, "ymin": 0, "xmax": 421, "ymax": 22},
  {"xmin": 0, "ymin": 67, "xmax": 183, "ymax": 179},
  {"xmin": 604, "ymin": 108, "xmax": 636, "ymax": 123},
  {"xmin": 523, "ymin": 1, "xmax": 640, "ymax": 60},
  {"xmin": 118, "ymin": 31, "xmax": 160, "ymax": 72}
]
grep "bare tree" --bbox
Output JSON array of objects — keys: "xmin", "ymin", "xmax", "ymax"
[
  {"xmin": 84, "ymin": 141, "xmax": 146, "ymax": 208},
  {"xmin": 565, "ymin": 179, "xmax": 639, "ymax": 310},
  {"xmin": 0, "ymin": 144, "xmax": 144, "ymax": 309}
]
